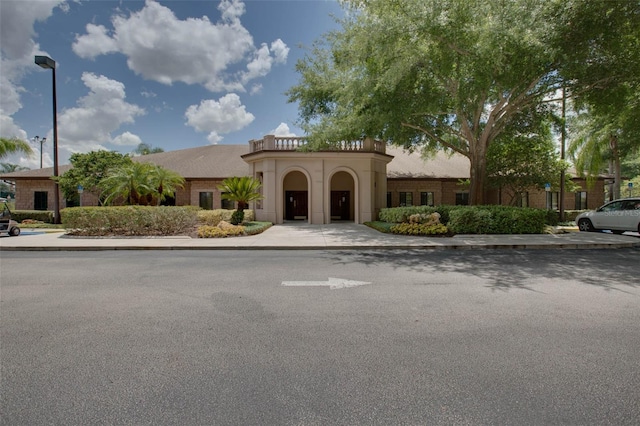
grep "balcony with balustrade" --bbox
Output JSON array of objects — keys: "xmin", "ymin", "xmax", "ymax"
[{"xmin": 248, "ymin": 135, "xmax": 386, "ymax": 154}]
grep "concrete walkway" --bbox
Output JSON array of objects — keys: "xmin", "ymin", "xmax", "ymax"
[{"xmin": 1, "ymin": 223, "xmax": 639, "ymax": 251}]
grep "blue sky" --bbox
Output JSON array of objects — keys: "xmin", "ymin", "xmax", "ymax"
[{"xmin": 0, "ymin": 0, "xmax": 343, "ymax": 168}]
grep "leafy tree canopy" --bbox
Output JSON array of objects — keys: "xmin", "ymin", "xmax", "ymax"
[
  {"xmin": 288, "ymin": 0, "xmax": 640, "ymax": 205},
  {"xmin": 133, "ymin": 143, "xmax": 164, "ymax": 156},
  {"xmin": 57, "ymin": 151, "xmax": 132, "ymax": 201},
  {"xmin": 487, "ymin": 119, "xmax": 570, "ymax": 205}
]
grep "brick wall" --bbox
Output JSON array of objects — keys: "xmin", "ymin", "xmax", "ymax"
[{"xmin": 386, "ymin": 178, "xmax": 605, "ymax": 209}]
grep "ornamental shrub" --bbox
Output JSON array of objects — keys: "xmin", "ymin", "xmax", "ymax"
[
  {"xmin": 447, "ymin": 206, "xmax": 546, "ymax": 234},
  {"xmin": 389, "ymin": 223, "xmax": 449, "ymax": 236},
  {"xmin": 61, "ymin": 206, "xmax": 198, "ymax": 236},
  {"xmin": 244, "ymin": 221, "xmax": 273, "ymax": 235},
  {"xmin": 197, "ymin": 210, "xmax": 224, "ymax": 226},
  {"xmin": 379, "ymin": 205, "xmax": 453, "ymax": 224},
  {"xmin": 197, "ymin": 209, "xmax": 254, "ymax": 225},
  {"xmin": 197, "ymin": 221, "xmax": 245, "ymax": 238},
  {"xmin": 230, "ymin": 210, "xmax": 244, "ymax": 225},
  {"xmin": 12, "ymin": 210, "xmax": 54, "ymax": 223}
]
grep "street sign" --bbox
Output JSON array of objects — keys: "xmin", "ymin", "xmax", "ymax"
[
  {"xmin": 77, "ymin": 185, "xmax": 83, "ymax": 194},
  {"xmin": 545, "ymin": 183, "xmax": 551, "ymax": 192}
]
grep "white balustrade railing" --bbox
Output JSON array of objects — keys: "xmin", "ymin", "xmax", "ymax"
[{"xmin": 249, "ymin": 135, "xmax": 386, "ymax": 153}]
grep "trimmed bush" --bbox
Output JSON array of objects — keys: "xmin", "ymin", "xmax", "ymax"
[
  {"xmin": 390, "ymin": 223, "xmax": 449, "ymax": 236},
  {"xmin": 380, "ymin": 205, "xmax": 547, "ymax": 234},
  {"xmin": 197, "ymin": 209, "xmax": 254, "ymax": 226},
  {"xmin": 61, "ymin": 206, "xmax": 198, "ymax": 236},
  {"xmin": 230, "ymin": 210, "xmax": 244, "ymax": 225},
  {"xmin": 197, "ymin": 225, "xmax": 245, "ymax": 238},
  {"xmin": 447, "ymin": 206, "xmax": 547, "ymax": 234},
  {"xmin": 12, "ymin": 210, "xmax": 54, "ymax": 223},
  {"xmin": 244, "ymin": 221, "xmax": 273, "ymax": 235},
  {"xmin": 197, "ymin": 210, "xmax": 224, "ymax": 226},
  {"xmin": 197, "ymin": 221, "xmax": 271, "ymax": 238},
  {"xmin": 379, "ymin": 205, "xmax": 454, "ymax": 224}
]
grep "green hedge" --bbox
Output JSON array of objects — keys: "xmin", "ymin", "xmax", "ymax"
[
  {"xmin": 389, "ymin": 223, "xmax": 449, "ymax": 236},
  {"xmin": 379, "ymin": 205, "xmax": 455, "ymax": 224},
  {"xmin": 12, "ymin": 210, "xmax": 54, "ymax": 223},
  {"xmin": 447, "ymin": 206, "xmax": 547, "ymax": 234},
  {"xmin": 61, "ymin": 206, "xmax": 198, "ymax": 236},
  {"xmin": 379, "ymin": 205, "xmax": 548, "ymax": 234},
  {"xmin": 197, "ymin": 209, "xmax": 255, "ymax": 226}
]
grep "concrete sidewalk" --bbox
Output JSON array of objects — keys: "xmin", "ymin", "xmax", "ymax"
[{"xmin": 1, "ymin": 223, "xmax": 639, "ymax": 251}]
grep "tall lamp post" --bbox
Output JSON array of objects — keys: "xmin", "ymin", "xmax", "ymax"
[
  {"xmin": 35, "ymin": 55, "xmax": 60, "ymax": 224},
  {"xmin": 33, "ymin": 136, "xmax": 47, "ymax": 168}
]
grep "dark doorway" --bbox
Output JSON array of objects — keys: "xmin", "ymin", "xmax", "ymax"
[
  {"xmin": 331, "ymin": 191, "xmax": 350, "ymax": 220},
  {"xmin": 34, "ymin": 191, "xmax": 48, "ymax": 211},
  {"xmin": 285, "ymin": 191, "xmax": 308, "ymax": 220}
]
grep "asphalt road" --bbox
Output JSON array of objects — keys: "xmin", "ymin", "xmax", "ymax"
[{"xmin": 2, "ymin": 249, "xmax": 639, "ymax": 425}]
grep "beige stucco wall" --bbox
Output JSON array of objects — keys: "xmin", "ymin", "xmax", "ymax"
[{"xmin": 244, "ymin": 151, "xmax": 392, "ymax": 224}]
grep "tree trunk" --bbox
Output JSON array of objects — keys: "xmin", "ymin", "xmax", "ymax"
[
  {"xmin": 610, "ymin": 134, "xmax": 621, "ymax": 200},
  {"xmin": 468, "ymin": 148, "xmax": 487, "ymax": 205}
]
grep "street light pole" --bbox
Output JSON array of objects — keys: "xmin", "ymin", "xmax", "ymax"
[
  {"xmin": 35, "ymin": 55, "xmax": 60, "ymax": 224},
  {"xmin": 33, "ymin": 136, "xmax": 47, "ymax": 168}
]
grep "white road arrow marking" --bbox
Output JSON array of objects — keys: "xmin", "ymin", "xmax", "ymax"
[{"xmin": 281, "ymin": 277, "xmax": 372, "ymax": 290}]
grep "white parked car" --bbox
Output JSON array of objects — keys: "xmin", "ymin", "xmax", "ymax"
[{"xmin": 576, "ymin": 197, "xmax": 640, "ymax": 234}]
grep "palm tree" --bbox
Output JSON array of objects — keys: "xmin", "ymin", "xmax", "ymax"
[
  {"xmin": 568, "ymin": 113, "xmax": 623, "ymax": 201},
  {"xmin": 217, "ymin": 176, "xmax": 263, "ymax": 224},
  {"xmin": 148, "ymin": 164, "xmax": 185, "ymax": 205},
  {"xmin": 100, "ymin": 162, "xmax": 154, "ymax": 205},
  {"xmin": 1, "ymin": 163, "xmax": 30, "ymax": 173},
  {"xmin": 0, "ymin": 137, "xmax": 33, "ymax": 160}
]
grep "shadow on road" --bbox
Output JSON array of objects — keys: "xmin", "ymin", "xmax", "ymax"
[{"xmin": 326, "ymin": 248, "xmax": 640, "ymax": 292}]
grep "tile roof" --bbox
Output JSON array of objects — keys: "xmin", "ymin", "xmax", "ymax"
[
  {"xmin": 131, "ymin": 144, "xmax": 251, "ymax": 178},
  {"xmin": 386, "ymin": 146, "xmax": 470, "ymax": 179},
  {"xmin": 0, "ymin": 142, "xmax": 473, "ymax": 181}
]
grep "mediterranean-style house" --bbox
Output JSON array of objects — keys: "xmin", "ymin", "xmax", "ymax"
[{"xmin": 1, "ymin": 135, "xmax": 605, "ymax": 224}]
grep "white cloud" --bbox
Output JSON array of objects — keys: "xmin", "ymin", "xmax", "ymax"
[
  {"xmin": 249, "ymin": 84, "xmax": 263, "ymax": 95},
  {"xmin": 270, "ymin": 39, "xmax": 289, "ymax": 64},
  {"xmin": 71, "ymin": 23, "xmax": 118, "ymax": 58},
  {"xmin": 0, "ymin": 0, "xmax": 65, "ymax": 148},
  {"xmin": 0, "ymin": 0, "xmax": 63, "ymax": 59},
  {"xmin": 218, "ymin": 0, "xmax": 245, "ymax": 22},
  {"xmin": 271, "ymin": 123, "xmax": 296, "ymax": 137},
  {"xmin": 72, "ymin": 0, "xmax": 288, "ymax": 92},
  {"xmin": 112, "ymin": 131, "xmax": 143, "ymax": 146},
  {"xmin": 241, "ymin": 39, "xmax": 290, "ymax": 84},
  {"xmin": 185, "ymin": 93, "xmax": 254, "ymax": 144},
  {"xmin": 57, "ymin": 73, "xmax": 145, "ymax": 152}
]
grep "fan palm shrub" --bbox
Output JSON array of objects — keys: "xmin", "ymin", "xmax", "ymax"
[{"xmin": 217, "ymin": 176, "xmax": 263, "ymax": 225}]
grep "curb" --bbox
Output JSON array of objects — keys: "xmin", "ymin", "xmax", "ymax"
[{"xmin": 2, "ymin": 242, "xmax": 639, "ymax": 252}]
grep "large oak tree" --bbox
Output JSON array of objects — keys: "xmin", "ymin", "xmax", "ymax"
[{"xmin": 288, "ymin": 0, "xmax": 640, "ymax": 204}]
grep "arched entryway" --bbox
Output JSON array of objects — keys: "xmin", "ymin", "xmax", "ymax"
[
  {"xmin": 283, "ymin": 170, "xmax": 310, "ymax": 221},
  {"xmin": 329, "ymin": 170, "xmax": 356, "ymax": 222}
]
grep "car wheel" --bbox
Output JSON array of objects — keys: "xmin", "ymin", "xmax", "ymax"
[
  {"xmin": 578, "ymin": 218, "xmax": 596, "ymax": 232},
  {"xmin": 9, "ymin": 227, "xmax": 20, "ymax": 236}
]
